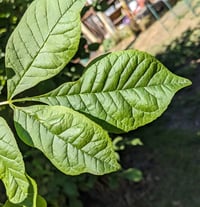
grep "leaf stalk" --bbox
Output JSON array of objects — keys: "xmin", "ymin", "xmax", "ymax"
[{"xmin": 0, "ymin": 100, "xmax": 10, "ymax": 106}]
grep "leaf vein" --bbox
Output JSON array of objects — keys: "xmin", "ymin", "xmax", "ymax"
[
  {"xmin": 57, "ymin": 0, "xmax": 62, "ymax": 16},
  {"xmin": 25, "ymin": 15, "xmax": 40, "ymax": 48},
  {"xmin": 9, "ymin": 0, "xmax": 79, "ymax": 98},
  {"xmin": 17, "ymin": 31, "xmax": 33, "ymax": 58},
  {"xmin": 12, "ymin": 37, "xmax": 24, "ymax": 75},
  {"xmin": 44, "ymin": 0, "xmax": 49, "ymax": 30},
  {"xmin": 34, "ymin": 2, "xmax": 45, "ymax": 42}
]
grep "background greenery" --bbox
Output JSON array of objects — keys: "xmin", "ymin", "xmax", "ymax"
[{"xmin": 0, "ymin": 0, "xmax": 200, "ymax": 207}]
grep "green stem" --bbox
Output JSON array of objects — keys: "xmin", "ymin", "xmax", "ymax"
[
  {"xmin": 0, "ymin": 100, "xmax": 10, "ymax": 106},
  {"xmin": 0, "ymin": 96, "xmax": 36, "ymax": 106},
  {"xmin": 11, "ymin": 97, "xmax": 34, "ymax": 104}
]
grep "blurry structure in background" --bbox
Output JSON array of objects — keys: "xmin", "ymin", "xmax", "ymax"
[
  {"xmin": 183, "ymin": 0, "xmax": 198, "ymax": 15},
  {"xmin": 81, "ymin": 0, "xmax": 198, "ymax": 52},
  {"xmin": 81, "ymin": 0, "xmax": 174, "ymax": 43},
  {"xmin": 82, "ymin": 0, "xmax": 140, "ymax": 44},
  {"xmin": 82, "ymin": 0, "xmax": 122, "ymax": 43}
]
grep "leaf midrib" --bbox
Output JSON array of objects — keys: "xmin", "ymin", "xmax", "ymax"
[{"xmin": 48, "ymin": 80, "xmax": 186, "ymax": 98}]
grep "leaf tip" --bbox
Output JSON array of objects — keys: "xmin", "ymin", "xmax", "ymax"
[
  {"xmin": 178, "ymin": 76, "xmax": 192, "ymax": 90},
  {"xmin": 185, "ymin": 78, "xmax": 192, "ymax": 87}
]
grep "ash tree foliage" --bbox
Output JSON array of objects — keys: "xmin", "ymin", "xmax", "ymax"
[{"xmin": 0, "ymin": 0, "xmax": 191, "ymax": 206}]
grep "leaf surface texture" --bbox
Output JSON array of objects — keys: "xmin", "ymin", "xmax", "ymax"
[
  {"xmin": 3, "ymin": 175, "xmax": 47, "ymax": 207},
  {"xmin": 14, "ymin": 105, "xmax": 120, "ymax": 175},
  {"xmin": 31, "ymin": 50, "xmax": 191, "ymax": 132},
  {"xmin": 0, "ymin": 117, "xmax": 29, "ymax": 204},
  {"xmin": 6, "ymin": 0, "xmax": 85, "ymax": 99}
]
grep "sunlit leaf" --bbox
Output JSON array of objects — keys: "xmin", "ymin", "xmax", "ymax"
[
  {"xmin": 31, "ymin": 50, "xmax": 192, "ymax": 132},
  {"xmin": 3, "ymin": 176, "xmax": 47, "ymax": 207},
  {"xmin": 5, "ymin": 0, "xmax": 85, "ymax": 99},
  {"xmin": 14, "ymin": 105, "xmax": 120, "ymax": 175},
  {"xmin": 0, "ymin": 117, "xmax": 29, "ymax": 204}
]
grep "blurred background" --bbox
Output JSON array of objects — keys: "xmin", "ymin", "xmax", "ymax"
[{"xmin": 0, "ymin": 0, "xmax": 200, "ymax": 206}]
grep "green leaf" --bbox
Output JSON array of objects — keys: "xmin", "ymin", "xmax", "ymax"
[
  {"xmin": 3, "ymin": 176, "xmax": 47, "ymax": 207},
  {"xmin": 31, "ymin": 50, "xmax": 192, "ymax": 132},
  {"xmin": 120, "ymin": 168, "xmax": 143, "ymax": 182},
  {"xmin": 36, "ymin": 195, "xmax": 47, "ymax": 207},
  {"xmin": 21, "ymin": 175, "xmax": 47, "ymax": 207},
  {"xmin": 14, "ymin": 105, "xmax": 120, "ymax": 175},
  {"xmin": 0, "ymin": 117, "xmax": 29, "ymax": 204},
  {"xmin": 19, "ymin": 175, "xmax": 38, "ymax": 207},
  {"xmin": 2, "ymin": 201, "xmax": 17, "ymax": 207},
  {"xmin": 5, "ymin": 0, "xmax": 85, "ymax": 99},
  {"xmin": 129, "ymin": 138, "xmax": 143, "ymax": 146},
  {"xmin": 112, "ymin": 136, "xmax": 125, "ymax": 151}
]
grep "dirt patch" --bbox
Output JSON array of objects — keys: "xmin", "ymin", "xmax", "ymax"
[{"xmin": 132, "ymin": 0, "xmax": 200, "ymax": 55}]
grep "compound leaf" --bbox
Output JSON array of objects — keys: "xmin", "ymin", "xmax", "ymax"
[
  {"xmin": 31, "ymin": 50, "xmax": 191, "ymax": 132},
  {"xmin": 0, "ymin": 117, "xmax": 29, "ymax": 204},
  {"xmin": 5, "ymin": 0, "xmax": 85, "ymax": 99},
  {"xmin": 14, "ymin": 105, "xmax": 120, "ymax": 175}
]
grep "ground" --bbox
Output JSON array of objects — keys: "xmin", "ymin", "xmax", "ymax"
[{"xmin": 132, "ymin": 0, "xmax": 200, "ymax": 55}]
